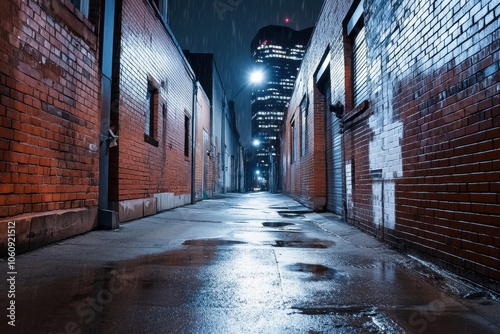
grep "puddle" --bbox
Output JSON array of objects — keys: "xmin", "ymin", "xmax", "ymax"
[
  {"xmin": 279, "ymin": 213, "xmax": 304, "ymax": 218},
  {"xmin": 287, "ymin": 263, "xmax": 344, "ymax": 280},
  {"xmin": 262, "ymin": 222, "xmax": 295, "ymax": 227},
  {"xmin": 272, "ymin": 239, "xmax": 334, "ymax": 248},
  {"xmin": 291, "ymin": 306, "xmax": 403, "ymax": 333},
  {"xmin": 182, "ymin": 239, "xmax": 246, "ymax": 247}
]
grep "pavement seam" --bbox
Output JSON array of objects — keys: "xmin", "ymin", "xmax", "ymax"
[{"xmin": 272, "ymin": 248, "xmax": 286, "ymax": 310}]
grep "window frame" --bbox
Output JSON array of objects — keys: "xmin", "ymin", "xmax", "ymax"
[
  {"xmin": 300, "ymin": 94, "xmax": 308, "ymax": 157},
  {"xmin": 344, "ymin": 0, "xmax": 368, "ymax": 108},
  {"xmin": 70, "ymin": 0, "xmax": 90, "ymax": 17},
  {"xmin": 184, "ymin": 114, "xmax": 190, "ymax": 158},
  {"xmin": 351, "ymin": 25, "xmax": 368, "ymax": 106}
]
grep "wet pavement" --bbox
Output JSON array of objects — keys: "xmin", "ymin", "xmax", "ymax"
[{"xmin": 2, "ymin": 192, "xmax": 500, "ymax": 333}]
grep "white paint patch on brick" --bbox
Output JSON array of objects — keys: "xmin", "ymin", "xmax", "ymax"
[
  {"xmin": 372, "ymin": 182, "xmax": 383, "ymax": 226},
  {"xmin": 345, "ymin": 162, "xmax": 353, "ymax": 215},
  {"xmin": 368, "ymin": 76, "xmax": 403, "ymax": 230}
]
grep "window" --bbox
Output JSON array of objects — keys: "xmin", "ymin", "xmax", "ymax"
[
  {"xmin": 300, "ymin": 94, "xmax": 308, "ymax": 156},
  {"xmin": 150, "ymin": 0, "xmax": 169, "ymax": 23},
  {"xmin": 347, "ymin": 0, "xmax": 368, "ymax": 106},
  {"xmin": 145, "ymin": 78, "xmax": 159, "ymax": 146},
  {"xmin": 352, "ymin": 26, "xmax": 368, "ymax": 105},
  {"xmin": 184, "ymin": 115, "xmax": 190, "ymax": 157},
  {"xmin": 70, "ymin": 0, "xmax": 89, "ymax": 17},
  {"xmin": 146, "ymin": 82, "xmax": 158, "ymax": 137}
]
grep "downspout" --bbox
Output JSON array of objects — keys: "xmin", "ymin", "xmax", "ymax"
[
  {"xmin": 221, "ymin": 97, "xmax": 226, "ymax": 193},
  {"xmin": 98, "ymin": 0, "xmax": 118, "ymax": 229},
  {"xmin": 191, "ymin": 80, "xmax": 198, "ymax": 204}
]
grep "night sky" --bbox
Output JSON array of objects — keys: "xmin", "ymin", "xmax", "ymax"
[{"xmin": 169, "ymin": 0, "xmax": 324, "ymax": 145}]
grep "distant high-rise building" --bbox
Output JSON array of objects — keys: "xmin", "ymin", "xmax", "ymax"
[{"xmin": 250, "ymin": 25, "xmax": 313, "ymax": 190}]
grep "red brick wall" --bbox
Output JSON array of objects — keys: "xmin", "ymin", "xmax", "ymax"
[
  {"xmin": 392, "ymin": 4, "xmax": 500, "ymax": 288},
  {"xmin": 0, "ymin": 0, "xmax": 100, "ymax": 218},
  {"xmin": 344, "ymin": 108, "xmax": 375, "ymax": 236},
  {"xmin": 282, "ymin": 0, "xmax": 500, "ymax": 291},
  {"xmin": 110, "ymin": 0, "xmax": 194, "ymax": 203},
  {"xmin": 359, "ymin": 0, "xmax": 500, "ymax": 291},
  {"xmin": 281, "ymin": 77, "xmax": 328, "ymax": 210}
]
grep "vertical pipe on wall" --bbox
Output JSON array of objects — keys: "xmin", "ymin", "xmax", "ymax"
[
  {"xmin": 221, "ymin": 97, "xmax": 226, "ymax": 193},
  {"xmin": 98, "ymin": 0, "xmax": 118, "ymax": 229},
  {"xmin": 191, "ymin": 80, "xmax": 198, "ymax": 204}
]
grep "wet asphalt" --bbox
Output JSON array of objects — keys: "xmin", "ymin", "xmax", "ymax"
[{"xmin": 2, "ymin": 192, "xmax": 500, "ymax": 334}]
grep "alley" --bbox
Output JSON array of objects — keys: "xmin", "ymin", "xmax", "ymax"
[{"xmin": 1, "ymin": 192, "xmax": 499, "ymax": 333}]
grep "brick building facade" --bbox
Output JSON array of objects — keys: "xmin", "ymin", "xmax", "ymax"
[
  {"xmin": 281, "ymin": 0, "xmax": 500, "ymax": 292},
  {"xmin": 0, "ymin": 0, "xmax": 102, "ymax": 253},
  {"xmin": 185, "ymin": 53, "xmax": 242, "ymax": 195},
  {"xmin": 0, "ymin": 0, "xmax": 240, "ymax": 255},
  {"xmin": 195, "ymin": 84, "xmax": 213, "ymax": 201},
  {"xmin": 108, "ymin": 0, "xmax": 198, "ymax": 222}
]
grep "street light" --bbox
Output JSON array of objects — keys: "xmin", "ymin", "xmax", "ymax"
[
  {"xmin": 230, "ymin": 69, "xmax": 265, "ymax": 101},
  {"xmin": 233, "ymin": 69, "xmax": 266, "ymax": 193},
  {"xmin": 249, "ymin": 70, "xmax": 264, "ymax": 85}
]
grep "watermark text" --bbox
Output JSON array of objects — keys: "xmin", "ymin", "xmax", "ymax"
[{"xmin": 6, "ymin": 221, "xmax": 16, "ymax": 327}]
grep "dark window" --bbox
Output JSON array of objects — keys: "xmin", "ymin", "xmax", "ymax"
[
  {"xmin": 300, "ymin": 95, "xmax": 308, "ymax": 156},
  {"xmin": 184, "ymin": 115, "xmax": 190, "ymax": 157},
  {"xmin": 146, "ymin": 82, "xmax": 158, "ymax": 138}
]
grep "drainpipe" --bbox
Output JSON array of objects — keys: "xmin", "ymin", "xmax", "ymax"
[
  {"xmin": 221, "ymin": 97, "xmax": 226, "ymax": 193},
  {"xmin": 98, "ymin": 0, "xmax": 118, "ymax": 229},
  {"xmin": 191, "ymin": 80, "xmax": 198, "ymax": 204}
]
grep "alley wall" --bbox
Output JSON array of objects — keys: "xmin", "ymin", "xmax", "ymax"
[
  {"xmin": 281, "ymin": 0, "xmax": 500, "ymax": 292},
  {"xmin": 0, "ymin": 0, "xmax": 101, "ymax": 253},
  {"xmin": 0, "ymin": 0, "xmax": 242, "ymax": 255}
]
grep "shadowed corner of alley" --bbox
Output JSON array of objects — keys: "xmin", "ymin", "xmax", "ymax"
[{"xmin": 2, "ymin": 192, "xmax": 500, "ymax": 334}]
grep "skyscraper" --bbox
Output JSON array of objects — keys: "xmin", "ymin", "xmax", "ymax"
[{"xmin": 250, "ymin": 25, "xmax": 313, "ymax": 190}]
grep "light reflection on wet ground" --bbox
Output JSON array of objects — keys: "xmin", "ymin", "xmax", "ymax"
[{"xmin": 5, "ymin": 192, "xmax": 500, "ymax": 334}]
